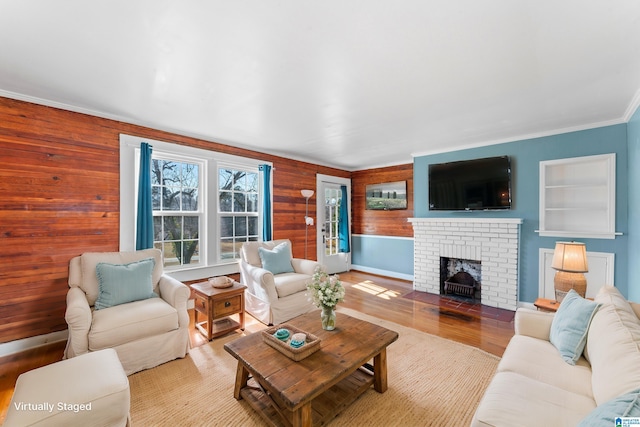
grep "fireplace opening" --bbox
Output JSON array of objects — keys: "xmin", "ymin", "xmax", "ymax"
[{"xmin": 439, "ymin": 257, "xmax": 481, "ymax": 302}]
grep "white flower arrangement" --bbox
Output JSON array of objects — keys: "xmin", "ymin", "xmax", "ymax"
[{"xmin": 307, "ymin": 266, "xmax": 345, "ymax": 309}]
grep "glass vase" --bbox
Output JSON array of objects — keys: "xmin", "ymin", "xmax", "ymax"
[{"xmin": 321, "ymin": 305, "xmax": 336, "ymax": 330}]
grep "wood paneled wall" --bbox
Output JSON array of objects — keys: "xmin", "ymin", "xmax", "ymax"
[
  {"xmin": 351, "ymin": 164, "xmax": 414, "ymax": 237},
  {"xmin": 0, "ymin": 97, "xmax": 349, "ymax": 344}
]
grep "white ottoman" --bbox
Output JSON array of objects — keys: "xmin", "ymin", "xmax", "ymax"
[{"xmin": 4, "ymin": 348, "xmax": 130, "ymax": 427}]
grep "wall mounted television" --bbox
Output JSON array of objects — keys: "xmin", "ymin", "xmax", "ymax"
[{"xmin": 428, "ymin": 155, "xmax": 512, "ymax": 211}]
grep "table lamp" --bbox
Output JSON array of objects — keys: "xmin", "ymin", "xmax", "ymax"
[{"xmin": 551, "ymin": 241, "xmax": 588, "ymax": 302}]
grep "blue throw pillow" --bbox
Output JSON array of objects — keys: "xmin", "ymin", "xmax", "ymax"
[
  {"xmin": 258, "ymin": 242, "xmax": 294, "ymax": 275},
  {"xmin": 549, "ymin": 289, "xmax": 601, "ymax": 365},
  {"xmin": 578, "ymin": 388, "xmax": 640, "ymax": 426},
  {"xmin": 94, "ymin": 258, "xmax": 157, "ymax": 310}
]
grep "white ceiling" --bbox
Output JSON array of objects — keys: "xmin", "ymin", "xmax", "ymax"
[{"xmin": 1, "ymin": 1, "xmax": 640, "ymax": 170}]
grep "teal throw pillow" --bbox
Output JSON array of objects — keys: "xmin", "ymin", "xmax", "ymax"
[
  {"xmin": 549, "ymin": 289, "xmax": 601, "ymax": 365},
  {"xmin": 94, "ymin": 258, "xmax": 157, "ymax": 310},
  {"xmin": 578, "ymin": 388, "xmax": 640, "ymax": 426},
  {"xmin": 258, "ymin": 242, "xmax": 294, "ymax": 275}
]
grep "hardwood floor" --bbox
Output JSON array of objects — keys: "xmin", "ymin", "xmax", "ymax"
[
  {"xmin": 0, "ymin": 271, "xmax": 514, "ymax": 423},
  {"xmin": 339, "ymin": 271, "xmax": 514, "ymax": 357}
]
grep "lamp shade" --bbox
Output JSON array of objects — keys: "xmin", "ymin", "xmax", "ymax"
[
  {"xmin": 551, "ymin": 242, "xmax": 588, "ymax": 273},
  {"xmin": 301, "ymin": 189, "xmax": 314, "ymax": 199}
]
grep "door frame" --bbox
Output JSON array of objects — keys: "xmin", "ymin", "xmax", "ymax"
[{"xmin": 316, "ymin": 174, "xmax": 352, "ymax": 273}]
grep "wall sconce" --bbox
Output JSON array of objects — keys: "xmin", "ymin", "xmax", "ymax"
[
  {"xmin": 551, "ymin": 241, "xmax": 588, "ymax": 302},
  {"xmin": 301, "ymin": 189, "xmax": 314, "ymax": 259}
]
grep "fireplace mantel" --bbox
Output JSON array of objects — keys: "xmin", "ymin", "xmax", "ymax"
[
  {"xmin": 409, "ymin": 217, "xmax": 523, "ymax": 225},
  {"xmin": 409, "ymin": 217, "xmax": 523, "ymax": 311}
]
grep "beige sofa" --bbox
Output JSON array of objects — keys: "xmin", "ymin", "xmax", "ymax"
[
  {"xmin": 239, "ymin": 239, "xmax": 321, "ymax": 325},
  {"xmin": 65, "ymin": 249, "xmax": 191, "ymax": 375},
  {"xmin": 472, "ymin": 285, "xmax": 640, "ymax": 426}
]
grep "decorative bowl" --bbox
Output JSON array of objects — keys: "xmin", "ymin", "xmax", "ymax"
[{"xmin": 208, "ymin": 276, "xmax": 234, "ymax": 288}]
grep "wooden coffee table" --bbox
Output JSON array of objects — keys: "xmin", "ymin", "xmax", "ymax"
[{"xmin": 224, "ymin": 311, "xmax": 399, "ymax": 427}]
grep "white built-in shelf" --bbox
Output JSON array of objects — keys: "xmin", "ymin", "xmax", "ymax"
[{"xmin": 538, "ymin": 153, "xmax": 618, "ymax": 239}]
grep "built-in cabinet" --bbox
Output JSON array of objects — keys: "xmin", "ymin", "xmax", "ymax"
[{"xmin": 539, "ymin": 153, "xmax": 616, "ymax": 239}]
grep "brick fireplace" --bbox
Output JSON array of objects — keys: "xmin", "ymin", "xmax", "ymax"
[{"xmin": 409, "ymin": 217, "xmax": 522, "ymax": 311}]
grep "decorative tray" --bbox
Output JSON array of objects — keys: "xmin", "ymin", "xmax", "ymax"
[
  {"xmin": 208, "ymin": 276, "xmax": 234, "ymax": 288},
  {"xmin": 262, "ymin": 323, "xmax": 321, "ymax": 361}
]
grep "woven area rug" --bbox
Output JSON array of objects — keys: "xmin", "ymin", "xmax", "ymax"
[{"xmin": 129, "ymin": 308, "xmax": 500, "ymax": 426}]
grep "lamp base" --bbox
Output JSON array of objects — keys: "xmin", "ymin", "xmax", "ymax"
[{"xmin": 554, "ymin": 271, "xmax": 587, "ymax": 303}]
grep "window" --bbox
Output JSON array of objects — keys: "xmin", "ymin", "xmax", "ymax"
[
  {"xmin": 120, "ymin": 134, "xmax": 270, "ymax": 279},
  {"xmin": 219, "ymin": 167, "xmax": 259, "ymax": 259},
  {"xmin": 152, "ymin": 158, "xmax": 202, "ymax": 267}
]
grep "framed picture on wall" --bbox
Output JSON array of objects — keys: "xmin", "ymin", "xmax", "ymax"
[{"xmin": 365, "ymin": 181, "xmax": 407, "ymax": 210}]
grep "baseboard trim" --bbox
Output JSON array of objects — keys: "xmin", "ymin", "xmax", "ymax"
[
  {"xmin": 0, "ymin": 330, "xmax": 68, "ymax": 358},
  {"xmin": 518, "ymin": 301, "xmax": 536, "ymax": 310},
  {"xmin": 350, "ymin": 265, "xmax": 413, "ymax": 281}
]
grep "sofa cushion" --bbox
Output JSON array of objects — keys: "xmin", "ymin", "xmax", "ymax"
[
  {"xmin": 259, "ymin": 242, "xmax": 294, "ymax": 275},
  {"xmin": 587, "ymin": 286, "xmax": 640, "ymax": 406},
  {"xmin": 274, "ymin": 273, "xmax": 311, "ymax": 298},
  {"xmin": 497, "ymin": 334, "xmax": 593, "ymax": 398},
  {"xmin": 89, "ymin": 297, "xmax": 179, "ymax": 350},
  {"xmin": 549, "ymin": 289, "xmax": 600, "ymax": 365},
  {"xmin": 471, "ymin": 371, "xmax": 597, "ymax": 427},
  {"xmin": 95, "ymin": 258, "xmax": 158, "ymax": 310},
  {"xmin": 578, "ymin": 388, "xmax": 640, "ymax": 427}
]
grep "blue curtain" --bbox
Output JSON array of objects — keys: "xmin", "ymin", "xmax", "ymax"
[
  {"xmin": 338, "ymin": 185, "xmax": 350, "ymax": 253},
  {"xmin": 136, "ymin": 142, "xmax": 154, "ymax": 250},
  {"xmin": 259, "ymin": 164, "xmax": 272, "ymax": 241}
]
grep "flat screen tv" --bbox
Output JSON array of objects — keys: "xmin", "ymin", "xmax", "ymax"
[{"xmin": 428, "ymin": 156, "xmax": 512, "ymax": 211}]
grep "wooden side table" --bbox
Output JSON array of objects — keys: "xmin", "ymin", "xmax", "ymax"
[
  {"xmin": 534, "ymin": 298, "xmax": 560, "ymax": 312},
  {"xmin": 190, "ymin": 281, "xmax": 246, "ymax": 341}
]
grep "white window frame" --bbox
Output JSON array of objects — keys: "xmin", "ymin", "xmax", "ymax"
[
  {"xmin": 217, "ymin": 161, "xmax": 261, "ymax": 260},
  {"xmin": 119, "ymin": 134, "xmax": 271, "ymax": 282},
  {"xmin": 151, "ymin": 151, "xmax": 205, "ymax": 269}
]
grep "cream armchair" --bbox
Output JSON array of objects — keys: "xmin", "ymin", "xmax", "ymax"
[
  {"xmin": 64, "ymin": 249, "xmax": 190, "ymax": 375},
  {"xmin": 239, "ymin": 239, "xmax": 321, "ymax": 325}
]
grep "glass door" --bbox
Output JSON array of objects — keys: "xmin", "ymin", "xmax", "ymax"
[{"xmin": 316, "ymin": 175, "xmax": 351, "ymax": 274}]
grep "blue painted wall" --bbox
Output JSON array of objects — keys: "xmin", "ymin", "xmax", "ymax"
[
  {"xmin": 628, "ymin": 106, "xmax": 640, "ymax": 301},
  {"xmin": 351, "ymin": 235, "xmax": 413, "ymax": 279},
  {"xmin": 413, "ymin": 124, "xmax": 629, "ymax": 302}
]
